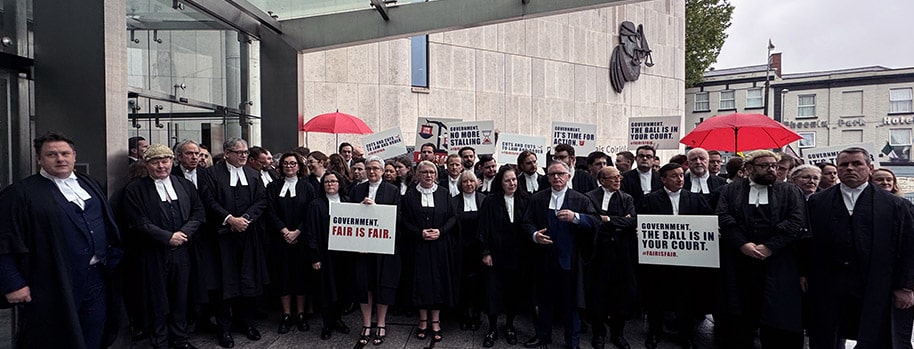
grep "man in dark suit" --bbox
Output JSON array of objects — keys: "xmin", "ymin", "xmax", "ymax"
[
  {"xmin": 585, "ymin": 167, "xmax": 637, "ymax": 349},
  {"xmin": 716, "ymin": 150, "xmax": 807, "ymax": 348},
  {"xmin": 707, "ymin": 150, "xmax": 723, "ymax": 177},
  {"xmin": 516, "ymin": 150, "xmax": 546, "ymax": 195},
  {"xmin": 477, "ymin": 155, "xmax": 499, "ymax": 194},
  {"xmin": 683, "ymin": 147, "xmax": 727, "ymax": 206},
  {"xmin": 248, "ymin": 146, "xmax": 278, "ymax": 188},
  {"xmin": 130, "ymin": 135, "xmax": 148, "ymax": 164},
  {"xmin": 124, "ymin": 144, "xmax": 205, "ymax": 349},
  {"xmin": 0, "ymin": 132, "xmax": 122, "ymax": 349},
  {"xmin": 552, "ymin": 144, "xmax": 597, "ymax": 193},
  {"xmin": 339, "ymin": 142, "xmax": 355, "ymax": 167},
  {"xmin": 637, "ymin": 163, "xmax": 713, "ymax": 349},
  {"xmin": 172, "ymin": 139, "xmax": 202, "ymax": 188},
  {"xmin": 807, "ymin": 147, "xmax": 914, "ymax": 348},
  {"xmin": 620, "ymin": 145, "xmax": 662, "ymax": 206},
  {"xmin": 521, "ymin": 160, "xmax": 600, "ymax": 349},
  {"xmin": 198, "ymin": 137, "xmax": 269, "ymax": 348},
  {"xmin": 439, "ymin": 154, "xmax": 464, "ymax": 196}
]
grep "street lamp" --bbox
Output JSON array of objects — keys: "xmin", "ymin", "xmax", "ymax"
[
  {"xmin": 764, "ymin": 39, "xmax": 775, "ymax": 117},
  {"xmin": 780, "ymin": 88, "xmax": 789, "ymax": 123}
]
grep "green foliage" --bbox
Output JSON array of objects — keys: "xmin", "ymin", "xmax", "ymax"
[{"xmin": 685, "ymin": 0, "xmax": 734, "ymax": 87}]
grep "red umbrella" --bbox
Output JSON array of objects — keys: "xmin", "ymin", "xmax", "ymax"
[
  {"xmin": 679, "ymin": 113, "xmax": 801, "ymax": 152},
  {"xmin": 301, "ymin": 110, "xmax": 374, "ymax": 146}
]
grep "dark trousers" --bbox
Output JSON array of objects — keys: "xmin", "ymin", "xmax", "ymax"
[
  {"xmin": 894, "ymin": 307, "xmax": 914, "ymax": 349},
  {"xmin": 150, "ymin": 248, "xmax": 191, "ymax": 348},
  {"xmin": 321, "ymin": 303, "xmax": 342, "ymax": 329},
  {"xmin": 717, "ymin": 313, "xmax": 803, "ymax": 349},
  {"xmin": 590, "ymin": 315, "xmax": 625, "ymax": 340},
  {"xmin": 534, "ymin": 268, "xmax": 580, "ymax": 347},
  {"xmin": 215, "ymin": 296, "xmax": 256, "ymax": 332},
  {"xmin": 72, "ymin": 264, "xmax": 107, "ymax": 349}
]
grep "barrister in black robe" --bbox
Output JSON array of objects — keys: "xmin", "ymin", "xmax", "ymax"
[
  {"xmin": 0, "ymin": 134, "xmax": 122, "ymax": 349},
  {"xmin": 620, "ymin": 146, "xmax": 663, "ymax": 207},
  {"xmin": 637, "ymin": 164, "xmax": 714, "ymax": 348},
  {"xmin": 806, "ymin": 149, "xmax": 914, "ymax": 349},
  {"xmin": 197, "ymin": 138, "xmax": 269, "ymax": 346},
  {"xmin": 585, "ymin": 167, "xmax": 638, "ymax": 349},
  {"xmin": 304, "ymin": 171, "xmax": 353, "ymax": 340},
  {"xmin": 521, "ymin": 161, "xmax": 600, "ymax": 349},
  {"xmin": 451, "ymin": 171, "xmax": 486, "ymax": 330},
  {"xmin": 683, "ymin": 148, "xmax": 728, "ymax": 208},
  {"xmin": 123, "ymin": 145, "xmax": 204, "ymax": 349},
  {"xmin": 265, "ymin": 153, "xmax": 317, "ymax": 334},
  {"xmin": 401, "ymin": 161, "xmax": 458, "ymax": 342},
  {"xmin": 478, "ymin": 167, "xmax": 530, "ymax": 347},
  {"xmin": 348, "ymin": 156, "xmax": 402, "ymax": 345},
  {"xmin": 716, "ymin": 151, "xmax": 807, "ymax": 349},
  {"xmin": 551, "ymin": 144, "xmax": 598, "ymax": 194}
]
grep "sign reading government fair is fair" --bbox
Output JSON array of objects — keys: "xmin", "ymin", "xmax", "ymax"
[
  {"xmin": 637, "ymin": 215, "xmax": 719, "ymax": 268},
  {"xmin": 551, "ymin": 121, "xmax": 597, "ymax": 155},
  {"xmin": 494, "ymin": 133, "xmax": 548, "ymax": 166},
  {"xmin": 328, "ymin": 202, "xmax": 398, "ymax": 255},
  {"xmin": 628, "ymin": 116, "xmax": 681, "ymax": 150},
  {"xmin": 361, "ymin": 127, "xmax": 408, "ymax": 160}
]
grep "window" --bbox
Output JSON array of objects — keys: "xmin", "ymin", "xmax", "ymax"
[
  {"xmin": 719, "ymin": 90, "xmax": 735, "ymax": 110},
  {"xmin": 797, "ymin": 131, "xmax": 815, "ymax": 148},
  {"xmin": 410, "ymin": 35, "xmax": 429, "ymax": 88},
  {"xmin": 797, "ymin": 94, "xmax": 816, "ymax": 118},
  {"xmin": 841, "ymin": 91, "xmax": 863, "ymax": 116},
  {"xmin": 890, "ymin": 88, "xmax": 913, "ymax": 114},
  {"xmin": 694, "ymin": 92, "xmax": 709, "ymax": 112},
  {"xmin": 746, "ymin": 88, "xmax": 763, "ymax": 108},
  {"xmin": 889, "ymin": 128, "xmax": 912, "ymax": 161}
]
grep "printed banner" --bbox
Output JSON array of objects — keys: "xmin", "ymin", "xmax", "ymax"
[
  {"xmin": 414, "ymin": 117, "xmax": 461, "ymax": 162},
  {"xmin": 328, "ymin": 202, "xmax": 398, "ymax": 255},
  {"xmin": 637, "ymin": 214, "xmax": 719, "ymax": 268},
  {"xmin": 361, "ymin": 127, "xmax": 408, "ymax": 160},
  {"xmin": 447, "ymin": 120, "xmax": 496, "ymax": 154},
  {"xmin": 629, "ymin": 116, "xmax": 681, "ymax": 150},
  {"xmin": 551, "ymin": 121, "xmax": 597, "ymax": 154},
  {"xmin": 802, "ymin": 142, "xmax": 877, "ymax": 166},
  {"xmin": 494, "ymin": 133, "xmax": 548, "ymax": 166}
]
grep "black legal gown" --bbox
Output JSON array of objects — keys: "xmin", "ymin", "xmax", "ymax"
[
  {"xmin": 478, "ymin": 193, "xmax": 531, "ymax": 315},
  {"xmin": 265, "ymin": 177, "xmax": 315, "ymax": 296},
  {"xmin": 305, "ymin": 195, "xmax": 353, "ymax": 308},
  {"xmin": 400, "ymin": 185, "xmax": 459, "ymax": 307},
  {"xmin": 348, "ymin": 181, "xmax": 402, "ymax": 305}
]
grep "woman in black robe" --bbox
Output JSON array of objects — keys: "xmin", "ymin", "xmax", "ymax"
[
  {"xmin": 400, "ymin": 160, "xmax": 458, "ymax": 343},
  {"xmin": 305, "ymin": 171, "xmax": 354, "ymax": 341},
  {"xmin": 478, "ymin": 166, "xmax": 530, "ymax": 347},
  {"xmin": 451, "ymin": 170, "xmax": 486, "ymax": 331},
  {"xmin": 306, "ymin": 151, "xmax": 329, "ymax": 192},
  {"xmin": 265, "ymin": 152, "xmax": 316, "ymax": 333}
]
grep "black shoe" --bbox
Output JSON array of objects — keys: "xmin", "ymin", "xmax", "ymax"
[
  {"xmin": 278, "ymin": 314, "xmax": 292, "ymax": 334},
  {"xmin": 483, "ymin": 330, "xmax": 497, "ymax": 347},
  {"xmin": 505, "ymin": 327, "xmax": 518, "ymax": 345},
  {"xmin": 591, "ymin": 335, "xmax": 606, "ymax": 349},
  {"xmin": 320, "ymin": 327, "xmax": 333, "ymax": 340},
  {"xmin": 297, "ymin": 313, "xmax": 310, "ymax": 332},
  {"xmin": 373, "ymin": 326, "xmax": 387, "ymax": 345},
  {"xmin": 218, "ymin": 331, "xmax": 234, "ymax": 348},
  {"xmin": 644, "ymin": 334, "xmax": 659, "ymax": 349},
  {"xmin": 609, "ymin": 336, "xmax": 630, "ymax": 349},
  {"xmin": 524, "ymin": 337, "xmax": 552, "ymax": 348},
  {"xmin": 431, "ymin": 320, "xmax": 443, "ymax": 342},
  {"xmin": 334, "ymin": 319, "xmax": 351, "ymax": 334},
  {"xmin": 241, "ymin": 326, "xmax": 261, "ymax": 341}
]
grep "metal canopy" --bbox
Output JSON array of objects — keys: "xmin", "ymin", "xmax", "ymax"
[{"xmin": 280, "ymin": 0, "xmax": 636, "ymax": 53}]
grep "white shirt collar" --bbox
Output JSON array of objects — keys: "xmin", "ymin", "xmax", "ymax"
[
  {"xmin": 664, "ymin": 187, "xmax": 681, "ymax": 215},
  {"xmin": 417, "ymin": 184, "xmax": 438, "ymax": 207},
  {"xmin": 524, "ymin": 173, "xmax": 539, "ymax": 192},
  {"xmin": 462, "ymin": 192, "xmax": 477, "ymax": 211},
  {"xmin": 154, "ymin": 176, "xmax": 179, "ymax": 202},
  {"xmin": 748, "ymin": 179, "xmax": 769, "ymax": 206},
  {"xmin": 227, "ymin": 162, "xmax": 249, "ymax": 187},
  {"xmin": 260, "ymin": 170, "xmax": 273, "ymax": 187},
  {"xmin": 549, "ymin": 186, "xmax": 569, "ymax": 210},
  {"xmin": 40, "ymin": 168, "xmax": 92, "ymax": 209},
  {"xmin": 840, "ymin": 182, "xmax": 868, "ymax": 215},
  {"xmin": 504, "ymin": 194, "xmax": 515, "ymax": 223},
  {"xmin": 279, "ymin": 176, "xmax": 298, "ymax": 197},
  {"xmin": 638, "ymin": 169, "xmax": 652, "ymax": 193},
  {"xmin": 181, "ymin": 165, "xmax": 198, "ymax": 187},
  {"xmin": 448, "ymin": 176, "xmax": 459, "ymax": 196},
  {"xmin": 326, "ymin": 193, "xmax": 341, "ymax": 203},
  {"xmin": 601, "ymin": 187, "xmax": 616, "ymax": 211},
  {"xmin": 690, "ymin": 171, "xmax": 710, "ymax": 194}
]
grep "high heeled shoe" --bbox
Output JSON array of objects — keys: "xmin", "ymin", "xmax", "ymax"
[
  {"xmin": 358, "ymin": 326, "xmax": 371, "ymax": 345},
  {"xmin": 431, "ymin": 320, "xmax": 443, "ymax": 342},
  {"xmin": 415, "ymin": 319, "xmax": 428, "ymax": 340},
  {"xmin": 373, "ymin": 326, "xmax": 386, "ymax": 345}
]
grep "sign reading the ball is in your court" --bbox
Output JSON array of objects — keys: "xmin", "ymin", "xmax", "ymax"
[{"xmin": 638, "ymin": 214, "xmax": 719, "ymax": 268}]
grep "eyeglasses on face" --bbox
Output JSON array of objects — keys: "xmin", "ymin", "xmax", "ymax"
[
  {"xmin": 547, "ymin": 172, "xmax": 569, "ymax": 178},
  {"xmin": 228, "ymin": 149, "xmax": 249, "ymax": 156}
]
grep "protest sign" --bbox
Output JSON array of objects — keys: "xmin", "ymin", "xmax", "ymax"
[
  {"xmin": 629, "ymin": 116, "xmax": 681, "ymax": 150},
  {"xmin": 328, "ymin": 202, "xmax": 398, "ymax": 254},
  {"xmin": 494, "ymin": 133, "xmax": 548, "ymax": 165},
  {"xmin": 802, "ymin": 142, "xmax": 876, "ymax": 166},
  {"xmin": 551, "ymin": 121, "xmax": 597, "ymax": 154},
  {"xmin": 447, "ymin": 120, "xmax": 495, "ymax": 154},
  {"xmin": 637, "ymin": 214, "xmax": 719, "ymax": 268},
  {"xmin": 414, "ymin": 117, "xmax": 461, "ymax": 162},
  {"xmin": 361, "ymin": 127, "xmax": 408, "ymax": 160}
]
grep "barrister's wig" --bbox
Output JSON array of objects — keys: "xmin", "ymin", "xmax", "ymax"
[
  {"xmin": 143, "ymin": 144, "xmax": 174, "ymax": 161},
  {"xmin": 743, "ymin": 150, "xmax": 780, "ymax": 165}
]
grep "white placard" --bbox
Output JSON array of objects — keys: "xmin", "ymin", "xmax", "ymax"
[
  {"xmin": 328, "ymin": 202, "xmax": 398, "ymax": 255},
  {"xmin": 802, "ymin": 142, "xmax": 876, "ymax": 166},
  {"xmin": 629, "ymin": 116, "xmax": 682, "ymax": 150},
  {"xmin": 414, "ymin": 117, "xmax": 461, "ymax": 161},
  {"xmin": 361, "ymin": 127, "xmax": 408, "ymax": 160},
  {"xmin": 447, "ymin": 120, "xmax": 495, "ymax": 154},
  {"xmin": 638, "ymin": 214, "xmax": 719, "ymax": 268},
  {"xmin": 494, "ymin": 133, "xmax": 548, "ymax": 166},
  {"xmin": 551, "ymin": 121, "xmax": 597, "ymax": 154}
]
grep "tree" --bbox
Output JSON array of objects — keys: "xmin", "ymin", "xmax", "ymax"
[{"xmin": 685, "ymin": 0, "xmax": 734, "ymax": 87}]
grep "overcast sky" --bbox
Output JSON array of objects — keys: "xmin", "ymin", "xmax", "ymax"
[{"xmin": 712, "ymin": 0, "xmax": 914, "ymax": 74}]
